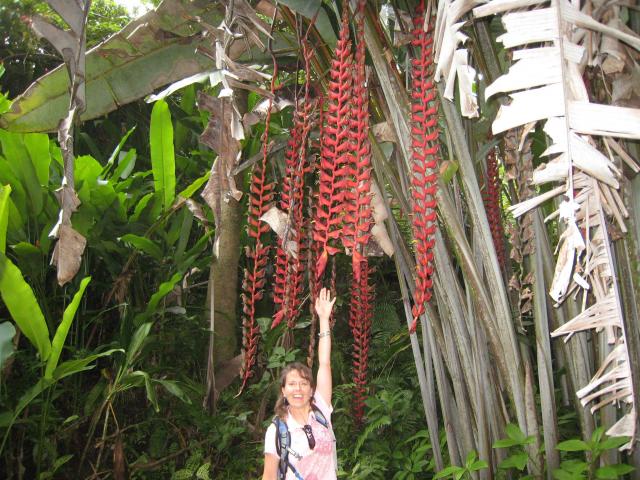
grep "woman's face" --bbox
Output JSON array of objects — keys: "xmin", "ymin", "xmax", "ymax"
[{"xmin": 282, "ymin": 369, "xmax": 313, "ymax": 409}]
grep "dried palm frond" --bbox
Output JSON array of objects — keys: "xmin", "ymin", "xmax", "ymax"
[{"xmin": 455, "ymin": 0, "xmax": 640, "ymax": 447}]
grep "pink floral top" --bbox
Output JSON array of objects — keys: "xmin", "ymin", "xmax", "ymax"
[{"xmin": 265, "ymin": 393, "xmax": 337, "ymax": 480}]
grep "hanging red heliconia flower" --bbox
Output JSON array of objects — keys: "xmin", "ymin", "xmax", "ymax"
[
  {"xmin": 349, "ymin": 259, "xmax": 374, "ymax": 423},
  {"xmin": 313, "ymin": 3, "xmax": 353, "ymax": 284},
  {"xmin": 240, "ymin": 92, "xmax": 275, "ymax": 390},
  {"xmin": 484, "ymin": 142, "xmax": 506, "ymax": 268},
  {"xmin": 409, "ymin": 0, "xmax": 440, "ymax": 333},
  {"xmin": 273, "ymin": 40, "xmax": 317, "ymax": 330},
  {"xmin": 343, "ymin": 0, "xmax": 374, "ymax": 283}
]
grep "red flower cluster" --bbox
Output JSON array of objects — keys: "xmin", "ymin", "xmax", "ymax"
[
  {"xmin": 409, "ymin": 1, "xmax": 439, "ymax": 333},
  {"xmin": 313, "ymin": 4, "xmax": 354, "ymax": 283},
  {"xmin": 240, "ymin": 99, "xmax": 275, "ymax": 390},
  {"xmin": 349, "ymin": 259, "xmax": 374, "ymax": 423},
  {"xmin": 484, "ymin": 144, "xmax": 506, "ymax": 268}
]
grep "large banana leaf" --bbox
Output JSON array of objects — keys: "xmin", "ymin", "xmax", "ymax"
[{"xmin": 0, "ymin": 0, "xmax": 224, "ymax": 133}]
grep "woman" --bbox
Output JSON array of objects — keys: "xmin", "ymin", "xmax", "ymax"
[{"xmin": 262, "ymin": 288, "xmax": 337, "ymax": 480}]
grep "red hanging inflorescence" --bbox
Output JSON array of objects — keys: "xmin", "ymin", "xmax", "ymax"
[
  {"xmin": 343, "ymin": 0, "xmax": 374, "ymax": 283},
  {"xmin": 240, "ymin": 91, "xmax": 276, "ymax": 390},
  {"xmin": 484, "ymin": 143, "xmax": 506, "ymax": 268},
  {"xmin": 349, "ymin": 259, "xmax": 374, "ymax": 423},
  {"xmin": 313, "ymin": 3, "xmax": 354, "ymax": 283},
  {"xmin": 273, "ymin": 41, "xmax": 316, "ymax": 330},
  {"xmin": 409, "ymin": 0, "xmax": 440, "ymax": 333}
]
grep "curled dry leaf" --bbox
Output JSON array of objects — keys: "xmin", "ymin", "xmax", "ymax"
[
  {"xmin": 51, "ymin": 224, "xmax": 87, "ymax": 286},
  {"xmin": 260, "ymin": 206, "xmax": 298, "ymax": 258}
]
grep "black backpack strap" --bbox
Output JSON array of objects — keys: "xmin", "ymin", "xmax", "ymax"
[
  {"xmin": 273, "ymin": 417, "xmax": 305, "ymax": 480},
  {"xmin": 311, "ymin": 405, "xmax": 329, "ymax": 429}
]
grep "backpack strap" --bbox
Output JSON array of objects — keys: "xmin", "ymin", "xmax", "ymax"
[
  {"xmin": 311, "ymin": 405, "xmax": 329, "ymax": 429},
  {"xmin": 273, "ymin": 417, "xmax": 305, "ymax": 480}
]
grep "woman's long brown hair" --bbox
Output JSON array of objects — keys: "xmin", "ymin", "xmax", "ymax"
[{"xmin": 274, "ymin": 362, "xmax": 315, "ymax": 419}]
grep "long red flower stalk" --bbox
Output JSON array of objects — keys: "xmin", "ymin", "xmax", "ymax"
[
  {"xmin": 313, "ymin": 3, "xmax": 353, "ymax": 283},
  {"xmin": 240, "ymin": 86, "xmax": 276, "ymax": 390},
  {"xmin": 484, "ymin": 143, "xmax": 506, "ymax": 268},
  {"xmin": 409, "ymin": 0, "xmax": 439, "ymax": 333},
  {"xmin": 343, "ymin": 0, "xmax": 374, "ymax": 283},
  {"xmin": 350, "ymin": 259, "xmax": 374, "ymax": 423}
]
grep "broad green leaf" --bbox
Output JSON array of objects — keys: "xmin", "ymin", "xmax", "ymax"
[
  {"xmin": 0, "ymin": 322, "xmax": 16, "ymax": 370},
  {"xmin": 596, "ymin": 465, "xmax": 635, "ymax": 479},
  {"xmin": 556, "ymin": 439, "xmax": 590, "ymax": 451},
  {"xmin": 155, "ymin": 379, "xmax": 192, "ymax": 404},
  {"xmin": 433, "ymin": 466, "xmax": 464, "ymax": 479},
  {"xmin": 0, "ymin": 184, "xmax": 11, "ymax": 253},
  {"xmin": 493, "ymin": 438, "xmax": 521, "ymax": 448},
  {"xmin": 150, "ymin": 99, "xmax": 176, "ymax": 211},
  {"xmin": 277, "ymin": 0, "xmax": 337, "ymax": 47},
  {"xmin": 0, "ymin": 131, "xmax": 44, "ymax": 215},
  {"xmin": 470, "ymin": 460, "xmax": 489, "ymax": 471},
  {"xmin": 505, "ymin": 423, "xmax": 527, "ymax": 442},
  {"xmin": 0, "ymin": 1, "xmax": 225, "ymax": 132},
  {"xmin": 53, "ymin": 348, "xmax": 123, "ymax": 380},
  {"xmin": 45, "ymin": 276, "xmax": 91, "ymax": 379},
  {"xmin": 23, "ymin": 133, "xmax": 51, "ymax": 186},
  {"xmin": 598, "ymin": 436, "xmax": 630, "ymax": 451},
  {"xmin": 0, "ymin": 253, "xmax": 51, "ymax": 360},
  {"xmin": 499, "ymin": 453, "xmax": 528, "ymax": 471},
  {"xmin": 119, "ymin": 234, "xmax": 164, "ymax": 261},
  {"xmin": 126, "ymin": 322, "xmax": 153, "ymax": 366},
  {"xmin": 130, "ymin": 192, "xmax": 155, "ymax": 222}
]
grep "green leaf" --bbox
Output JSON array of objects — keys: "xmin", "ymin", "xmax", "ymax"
[
  {"xmin": 45, "ymin": 277, "xmax": 91, "ymax": 379},
  {"xmin": 150, "ymin": 99, "xmax": 176, "ymax": 211},
  {"xmin": 598, "ymin": 436, "xmax": 630, "ymax": 451},
  {"xmin": 499, "ymin": 453, "xmax": 528, "ymax": 471},
  {"xmin": 596, "ymin": 465, "xmax": 634, "ymax": 479},
  {"xmin": 130, "ymin": 192, "xmax": 154, "ymax": 222},
  {"xmin": 505, "ymin": 423, "xmax": 526, "ymax": 442},
  {"xmin": 178, "ymin": 170, "xmax": 211, "ymax": 199},
  {"xmin": 126, "ymin": 322, "xmax": 153, "ymax": 366},
  {"xmin": 276, "ymin": 0, "xmax": 337, "ymax": 47},
  {"xmin": 53, "ymin": 349, "xmax": 123, "ymax": 380},
  {"xmin": 470, "ymin": 460, "xmax": 489, "ymax": 471},
  {"xmin": 131, "ymin": 370, "xmax": 159, "ymax": 412},
  {"xmin": 493, "ymin": 438, "xmax": 521, "ymax": 448},
  {"xmin": 433, "ymin": 466, "xmax": 464, "ymax": 479},
  {"xmin": 0, "ymin": 131, "xmax": 44, "ymax": 215},
  {"xmin": 102, "ymin": 126, "xmax": 136, "ymax": 178},
  {"xmin": 112, "ymin": 149, "xmax": 137, "ymax": 180},
  {"xmin": 155, "ymin": 379, "xmax": 192, "ymax": 405},
  {"xmin": 0, "ymin": 2, "xmax": 224, "ymax": 133},
  {"xmin": 0, "ymin": 252, "xmax": 51, "ymax": 360},
  {"xmin": 556, "ymin": 439, "xmax": 590, "ymax": 451},
  {"xmin": 119, "ymin": 234, "xmax": 164, "ymax": 261},
  {"xmin": 195, "ymin": 462, "xmax": 211, "ymax": 479},
  {"xmin": 0, "ymin": 322, "xmax": 16, "ymax": 370},
  {"xmin": 140, "ymin": 272, "xmax": 183, "ymax": 321},
  {"xmin": 0, "ymin": 184, "xmax": 11, "ymax": 254}
]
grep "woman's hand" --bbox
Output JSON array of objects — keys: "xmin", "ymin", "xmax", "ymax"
[{"xmin": 315, "ymin": 288, "xmax": 336, "ymax": 321}]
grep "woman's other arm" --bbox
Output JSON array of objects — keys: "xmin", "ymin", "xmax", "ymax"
[
  {"xmin": 262, "ymin": 453, "xmax": 279, "ymax": 480},
  {"xmin": 315, "ymin": 287, "xmax": 336, "ymax": 405}
]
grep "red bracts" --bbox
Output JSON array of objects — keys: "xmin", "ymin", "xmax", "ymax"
[
  {"xmin": 349, "ymin": 259, "xmax": 374, "ymax": 423},
  {"xmin": 484, "ymin": 144, "xmax": 506, "ymax": 268},
  {"xmin": 343, "ymin": 0, "xmax": 374, "ymax": 283},
  {"xmin": 313, "ymin": 4, "xmax": 354, "ymax": 282},
  {"xmin": 240, "ymin": 97, "xmax": 275, "ymax": 390},
  {"xmin": 409, "ymin": 1, "xmax": 439, "ymax": 333}
]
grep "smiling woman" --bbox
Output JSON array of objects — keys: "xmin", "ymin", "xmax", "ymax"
[{"xmin": 262, "ymin": 288, "xmax": 337, "ymax": 480}]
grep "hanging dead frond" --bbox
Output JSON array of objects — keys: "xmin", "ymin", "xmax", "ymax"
[
  {"xmin": 28, "ymin": 0, "xmax": 91, "ymax": 286},
  {"xmin": 470, "ymin": 0, "xmax": 640, "ymax": 447}
]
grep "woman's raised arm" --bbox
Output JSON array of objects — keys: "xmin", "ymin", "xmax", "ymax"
[{"xmin": 314, "ymin": 287, "xmax": 336, "ymax": 405}]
